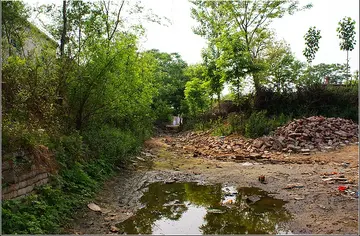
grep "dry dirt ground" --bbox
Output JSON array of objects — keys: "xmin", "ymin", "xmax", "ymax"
[{"xmin": 64, "ymin": 134, "xmax": 359, "ymax": 235}]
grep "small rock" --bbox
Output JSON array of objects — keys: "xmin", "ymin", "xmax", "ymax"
[
  {"xmin": 110, "ymin": 226, "xmax": 119, "ymax": 232},
  {"xmin": 249, "ymin": 153, "xmax": 261, "ymax": 158},
  {"xmin": 284, "ymin": 183, "xmax": 304, "ymax": 189},
  {"xmin": 87, "ymin": 203, "xmax": 102, "ymax": 212},
  {"xmin": 253, "ymin": 139, "xmax": 264, "ymax": 148}
]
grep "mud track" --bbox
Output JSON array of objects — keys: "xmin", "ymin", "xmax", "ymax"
[{"xmin": 64, "ymin": 134, "xmax": 359, "ymax": 235}]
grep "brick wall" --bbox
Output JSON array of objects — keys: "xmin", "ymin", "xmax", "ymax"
[{"xmin": 2, "ymin": 148, "xmax": 56, "ymax": 200}]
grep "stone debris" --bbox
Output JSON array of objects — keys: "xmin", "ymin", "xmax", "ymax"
[
  {"xmin": 284, "ymin": 183, "xmax": 305, "ymax": 189},
  {"xmin": 87, "ymin": 203, "xmax": 102, "ymax": 212},
  {"xmin": 167, "ymin": 116, "xmax": 358, "ymax": 161},
  {"xmin": 110, "ymin": 226, "xmax": 119, "ymax": 232}
]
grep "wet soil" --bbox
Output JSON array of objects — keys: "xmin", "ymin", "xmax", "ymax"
[{"xmin": 63, "ymin": 134, "xmax": 359, "ymax": 235}]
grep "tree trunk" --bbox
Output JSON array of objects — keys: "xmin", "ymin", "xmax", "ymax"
[
  {"xmin": 217, "ymin": 92, "xmax": 221, "ymax": 113},
  {"xmin": 346, "ymin": 50, "xmax": 349, "ymax": 85},
  {"xmin": 253, "ymin": 73, "xmax": 261, "ymax": 95},
  {"xmin": 60, "ymin": 0, "xmax": 67, "ymax": 57},
  {"xmin": 57, "ymin": 0, "xmax": 67, "ymax": 102},
  {"xmin": 237, "ymin": 77, "xmax": 241, "ymax": 103}
]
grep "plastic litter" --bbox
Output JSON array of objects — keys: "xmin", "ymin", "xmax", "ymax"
[{"xmin": 338, "ymin": 186, "xmax": 348, "ymax": 191}]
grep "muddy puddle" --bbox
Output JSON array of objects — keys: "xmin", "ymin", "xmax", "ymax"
[{"xmin": 116, "ymin": 182, "xmax": 293, "ymax": 234}]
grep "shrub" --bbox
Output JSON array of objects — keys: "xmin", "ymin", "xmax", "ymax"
[
  {"xmin": 211, "ymin": 118, "xmax": 232, "ymax": 136},
  {"xmin": 253, "ymin": 85, "xmax": 358, "ymax": 122},
  {"xmin": 2, "ymin": 118, "xmax": 51, "ymax": 155},
  {"xmin": 245, "ymin": 111, "xmax": 270, "ymax": 138},
  {"xmin": 227, "ymin": 112, "xmax": 247, "ymax": 134},
  {"xmin": 268, "ymin": 113, "xmax": 292, "ymax": 132}
]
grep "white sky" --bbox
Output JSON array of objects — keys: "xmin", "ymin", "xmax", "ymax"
[{"xmin": 26, "ymin": 0, "xmax": 359, "ymax": 72}]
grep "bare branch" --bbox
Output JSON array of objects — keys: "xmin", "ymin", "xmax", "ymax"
[{"xmin": 109, "ymin": 0, "xmax": 125, "ymax": 42}]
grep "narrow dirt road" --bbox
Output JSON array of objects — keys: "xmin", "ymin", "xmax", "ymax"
[{"xmin": 64, "ymin": 133, "xmax": 358, "ymax": 235}]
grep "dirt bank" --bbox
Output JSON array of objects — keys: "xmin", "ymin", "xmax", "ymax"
[{"xmin": 63, "ymin": 135, "xmax": 358, "ymax": 235}]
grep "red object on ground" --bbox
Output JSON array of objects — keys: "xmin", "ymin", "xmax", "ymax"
[{"xmin": 338, "ymin": 186, "xmax": 347, "ymax": 191}]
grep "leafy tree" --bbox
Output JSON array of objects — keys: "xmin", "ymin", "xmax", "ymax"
[
  {"xmin": 303, "ymin": 26, "xmax": 321, "ymax": 64},
  {"xmin": 299, "ymin": 63, "xmax": 347, "ymax": 86},
  {"xmin": 147, "ymin": 50, "xmax": 189, "ymax": 121},
  {"xmin": 215, "ymin": 31, "xmax": 253, "ymax": 102},
  {"xmin": 184, "ymin": 78, "xmax": 210, "ymax": 116},
  {"xmin": 190, "ymin": 0, "xmax": 312, "ymax": 93},
  {"xmin": 336, "ymin": 17, "xmax": 356, "ymax": 81},
  {"xmin": 202, "ymin": 43, "xmax": 224, "ymax": 110},
  {"xmin": 262, "ymin": 40, "xmax": 305, "ymax": 92},
  {"xmin": 184, "ymin": 63, "xmax": 206, "ymax": 79}
]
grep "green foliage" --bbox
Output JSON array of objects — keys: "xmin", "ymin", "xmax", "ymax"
[
  {"xmin": 344, "ymin": 70, "xmax": 359, "ymax": 86},
  {"xmin": 202, "ymin": 43, "xmax": 224, "ymax": 104},
  {"xmin": 2, "ymin": 53, "xmax": 59, "ymax": 127},
  {"xmin": 211, "ymin": 118, "xmax": 232, "ymax": 136},
  {"xmin": 262, "ymin": 40, "xmax": 305, "ymax": 92},
  {"xmin": 191, "ymin": 0, "xmax": 312, "ymax": 92},
  {"xmin": 3, "ymin": 181, "xmax": 93, "ymax": 234},
  {"xmin": 215, "ymin": 31, "xmax": 252, "ymax": 101},
  {"xmin": 336, "ymin": 16, "xmax": 357, "ymax": 80},
  {"xmin": 227, "ymin": 113, "xmax": 246, "ymax": 134},
  {"xmin": 242, "ymin": 111, "xmax": 291, "ymax": 138},
  {"xmin": 2, "ymin": 1, "xmax": 30, "ymax": 57},
  {"xmin": 147, "ymin": 49, "xmax": 189, "ymax": 118},
  {"xmin": 303, "ymin": 26, "xmax": 321, "ymax": 64},
  {"xmin": 184, "ymin": 78, "xmax": 210, "ymax": 116},
  {"xmin": 267, "ymin": 113, "xmax": 292, "ymax": 132},
  {"xmin": 299, "ymin": 63, "xmax": 347, "ymax": 85},
  {"xmin": 337, "ymin": 17, "xmax": 357, "ymax": 52},
  {"xmin": 245, "ymin": 111, "xmax": 270, "ymax": 138},
  {"xmin": 1, "ymin": 1, "xmax": 165, "ymax": 234},
  {"xmin": 2, "ymin": 127, "xmax": 134, "ymax": 234},
  {"xmin": 2, "ymin": 119, "xmax": 51, "ymax": 155},
  {"xmin": 254, "ymin": 85, "xmax": 358, "ymax": 121}
]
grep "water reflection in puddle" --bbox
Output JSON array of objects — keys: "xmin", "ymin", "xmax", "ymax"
[{"xmin": 116, "ymin": 182, "xmax": 292, "ymax": 234}]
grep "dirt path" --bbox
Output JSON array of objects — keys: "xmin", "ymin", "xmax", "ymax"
[{"xmin": 64, "ymin": 135, "xmax": 359, "ymax": 235}]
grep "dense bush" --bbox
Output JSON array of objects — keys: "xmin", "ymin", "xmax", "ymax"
[
  {"xmin": 244, "ymin": 111, "xmax": 270, "ymax": 138},
  {"xmin": 211, "ymin": 117, "xmax": 232, "ymax": 136},
  {"xmin": 2, "ymin": 124, "xmax": 145, "ymax": 234},
  {"xmin": 227, "ymin": 112, "xmax": 247, "ymax": 134},
  {"xmin": 253, "ymin": 84, "xmax": 358, "ymax": 121}
]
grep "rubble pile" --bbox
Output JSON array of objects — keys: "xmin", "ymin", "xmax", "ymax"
[
  {"xmin": 168, "ymin": 116, "xmax": 358, "ymax": 160},
  {"xmin": 268, "ymin": 116, "xmax": 358, "ymax": 153}
]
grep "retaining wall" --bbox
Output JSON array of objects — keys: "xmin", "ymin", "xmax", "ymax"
[{"xmin": 2, "ymin": 148, "xmax": 55, "ymax": 200}]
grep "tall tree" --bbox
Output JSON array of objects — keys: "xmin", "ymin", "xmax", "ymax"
[
  {"xmin": 215, "ymin": 31, "xmax": 252, "ymax": 102},
  {"xmin": 148, "ymin": 50, "xmax": 189, "ymax": 120},
  {"xmin": 190, "ymin": 0, "xmax": 312, "ymax": 94},
  {"xmin": 202, "ymin": 43, "xmax": 224, "ymax": 111},
  {"xmin": 262, "ymin": 40, "xmax": 305, "ymax": 92},
  {"xmin": 60, "ymin": 0, "xmax": 67, "ymax": 57},
  {"xmin": 184, "ymin": 78, "xmax": 210, "ymax": 116},
  {"xmin": 303, "ymin": 26, "xmax": 321, "ymax": 64},
  {"xmin": 336, "ymin": 17, "xmax": 356, "ymax": 82}
]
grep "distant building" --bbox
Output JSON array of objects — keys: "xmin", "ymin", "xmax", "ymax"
[{"xmin": 2, "ymin": 22, "xmax": 58, "ymax": 61}]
